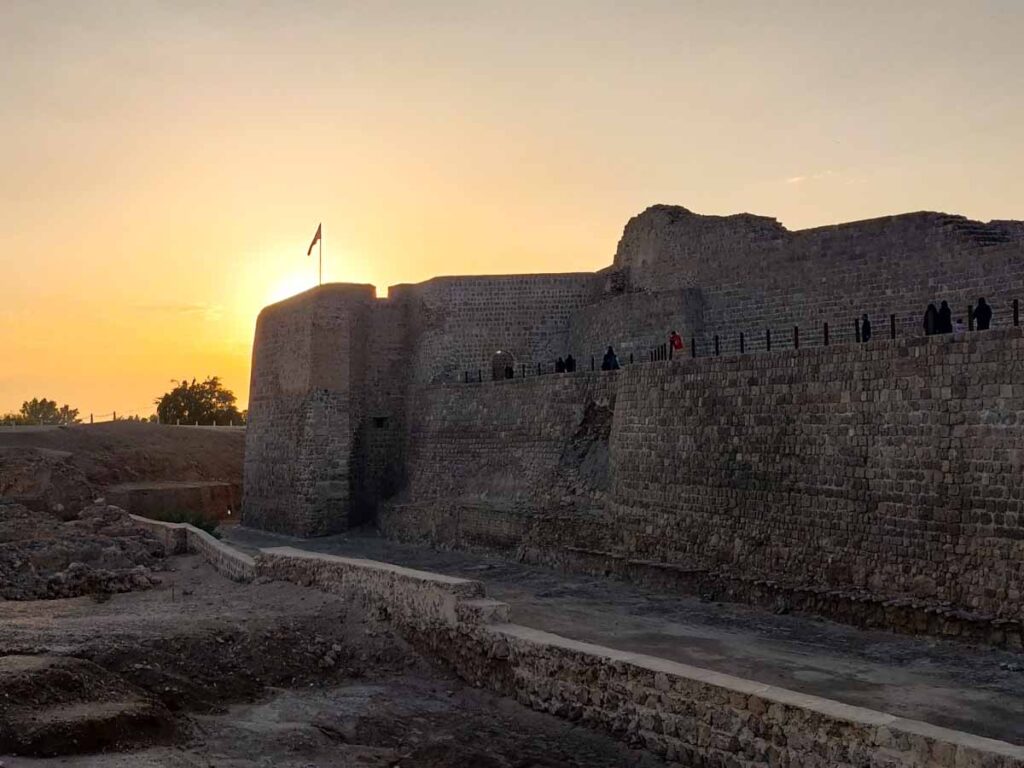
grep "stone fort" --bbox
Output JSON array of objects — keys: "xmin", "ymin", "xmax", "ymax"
[{"xmin": 243, "ymin": 204, "xmax": 1024, "ymax": 641}]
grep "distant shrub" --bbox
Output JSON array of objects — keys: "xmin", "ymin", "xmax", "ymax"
[{"xmin": 144, "ymin": 509, "xmax": 222, "ymax": 539}]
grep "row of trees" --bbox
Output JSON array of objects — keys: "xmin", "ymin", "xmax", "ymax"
[
  {"xmin": 1, "ymin": 377, "xmax": 246, "ymax": 426},
  {"xmin": 0, "ymin": 398, "xmax": 81, "ymax": 426}
]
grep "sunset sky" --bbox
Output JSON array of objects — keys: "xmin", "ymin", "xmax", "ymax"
[{"xmin": 2, "ymin": 1, "xmax": 1022, "ymax": 418}]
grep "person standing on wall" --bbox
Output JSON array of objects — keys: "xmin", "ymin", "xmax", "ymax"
[
  {"xmin": 555, "ymin": 357, "xmax": 566, "ymax": 373},
  {"xmin": 923, "ymin": 303, "xmax": 939, "ymax": 336},
  {"xmin": 601, "ymin": 346, "xmax": 620, "ymax": 371},
  {"xmin": 669, "ymin": 329, "xmax": 684, "ymax": 355},
  {"xmin": 938, "ymin": 300, "xmax": 953, "ymax": 334},
  {"xmin": 565, "ymin": 354, "xmax": 576, "ymax": 372},
  {"xmin": 860, "ymin": 314, "xmax": 872, "ymax": 343},
  {"xmin": 974, "ymin": 297, "xmax": 993, "ymax": 330}
]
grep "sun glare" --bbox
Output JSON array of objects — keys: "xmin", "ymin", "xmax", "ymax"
[{"xmin": 267, "ymin": 272, "xmax": 317, "ymax": 305}]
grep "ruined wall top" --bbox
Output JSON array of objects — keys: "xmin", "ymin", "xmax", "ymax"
[{"xmin": 612, "ymin": 204, "xmax": 1023, "ymax": 293}]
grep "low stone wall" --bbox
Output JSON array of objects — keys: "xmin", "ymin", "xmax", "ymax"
[
  {"xmin": 441, "ymin": 624, "xmax": 1024, "ymax": 768},
  {"xmin": 258, "ymin": 545, "xmax": 1024, "ymax": 767},
  {"xmin": 129, "ymin": 515, "xmax": 255, "ymax": 583},
  {"xmin": 128, "ymin": 521, "xmax": 1024, "ymax": 765},
  {"xmin": 256, "ymin": 546, "xmax": 508, "ymax": 628}
]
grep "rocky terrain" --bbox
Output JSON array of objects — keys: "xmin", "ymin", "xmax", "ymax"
[
  {"xmin": 0, "ymin": 554, "xmax": 662, "ymax": 766},
  {"xmin": 0, "ymin": 501, "xmax": 163, "ymax": 601},
  {"xmin": 0, "ymin": 441, "xmax": 660, "ymax": 766}
]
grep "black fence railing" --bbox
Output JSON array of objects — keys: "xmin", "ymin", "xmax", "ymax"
[{"xmin": 459, "ymin": 301, "xmax": 1021, "ymax": 384}]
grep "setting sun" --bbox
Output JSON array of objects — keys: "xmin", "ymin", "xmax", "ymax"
[{"xmin": 2, "ymin": 1, "xmax": 1022, "ymax": 418}]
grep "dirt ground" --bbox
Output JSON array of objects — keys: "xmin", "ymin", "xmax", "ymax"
[
  {"xmin": 0, "ymin": 555, "xmax": 663, "ymax": 767},
  {"xmin": 0, "ymin": 423, "xmax": 243, "ymax": 516},
  {"xmin": 225, "ymin": 525, "xmax": 1024, "ymax": 746}
]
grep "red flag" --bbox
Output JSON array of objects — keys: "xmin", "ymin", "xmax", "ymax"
[{"xmin": 307, "ymin": 223, "xmax": 321, "ymax": 256}]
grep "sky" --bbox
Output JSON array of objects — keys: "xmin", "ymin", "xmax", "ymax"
[{"xmin": 1, "ymin": 0, "xmax": 1022, "ymax": 418}]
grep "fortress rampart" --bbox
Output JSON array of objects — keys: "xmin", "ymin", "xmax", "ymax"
[{"xmin": 244, "ymin": 205, "xmax": 1024, "ymax": 633}]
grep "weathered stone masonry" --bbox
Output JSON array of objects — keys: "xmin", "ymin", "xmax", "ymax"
[
  {"xmin": 244, "ymin": 204, "xmax": 1024, "ymax": 635},
  {"xmin": 132, "ymin": 518, "xmax": 1024, "ymax": 767}
]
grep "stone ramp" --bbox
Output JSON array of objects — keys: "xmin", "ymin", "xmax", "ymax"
[{"xmin": 0, "ymin": 655, "xmax": 175, "ymax": 756}]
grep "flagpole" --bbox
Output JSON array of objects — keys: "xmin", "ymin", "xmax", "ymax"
[{"xmin": 319, "ymin": 227, "xmax": 322, "ymax": 286}]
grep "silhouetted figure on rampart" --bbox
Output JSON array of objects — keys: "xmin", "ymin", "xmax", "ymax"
[
  {"xmin": 860, "ymin": 314, "xmax": 872, "ymax": 343},
  {"xmin": 669, "ymin": 330, "xmax": 683, "ymax": 353},
  {"xmin": 565, "ymin": 355, "xmax": 576, "ymax": 372},
  {"xmin": 974, "ymin": 297, "xmax": 993, "ymax": 330},
  {"xmin": 923, "ymin": 303, "xmax": 939, "ymax": 336},
  {"xmin": 504, "ymin": 365, "xmax": 514, "ymax": 379},
  {"xmin": 937, "ymin": 301, "xmax": 953, "ymax": 334},
  {"xmin": 601, "ymin": 346, "xmax": 620, "ymax": 371},
  {"xmin": 555, "ymin": 357, "xmax": 566, "ymax": 373}
]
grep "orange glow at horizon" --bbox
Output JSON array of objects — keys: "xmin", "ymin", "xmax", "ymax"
[{"xmin": 2, "ymin": 1, "xmax": 1022, "ymax": 417}]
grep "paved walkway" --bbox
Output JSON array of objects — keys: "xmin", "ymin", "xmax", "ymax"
[{"xmin": 225, "ymin": 525, "xmax": 1024, "ymax": 744}]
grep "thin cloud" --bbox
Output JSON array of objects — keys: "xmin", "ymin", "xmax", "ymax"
[
  {"xmin": 135, "ymin": 303, "xmax": 224, "ymax": 321},
  {"xmin": 785, "ymin": 170, "xmax": 837, "ymax": 185}
]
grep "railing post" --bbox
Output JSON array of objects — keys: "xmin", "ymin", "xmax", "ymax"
[
  {"xmin": 478, "ymin": 369, "xmax": 482, "ymax": 383},
  {"xmin": 521, "ymin": 363, "xmax": 525, "ymax": 378},
  {"xmin": 537, "ymin": 362, "xmax": 541, "ymax": 376},
  {"xmin": 890, "ymin": 314, "xmax": 896, "ymax": 339},
  {"xmin": 823, "ymin": 322, "xmax": 829, "ymax": 346},
  {"xmin": 740, "ymin": 332, "xmax": 745, "ymax": 353},
  {"xmin": 591, "ymin": 356, "xmax": 595, "ymax": 371},
  {"xmin": 668, "ymin": 342, "xmax": 673, "ymax": 360},
  {"xmin": 1015, "ymin": 299, "xmax": 1020, "ymax": 327},
  {"xmin": 714, "ymin": 335, "xmax": 720, "ymax": 356},
  {"xmin": 793, "ymin": 325, "xmax": 799, "ymax": 349},
  {"xmin": 690, "ymin": 337, "xmax": 696, "ymax": 358},
  {"xmin": 765, "ymin": 328, "xmax": 771, "ymax": 352},
  {"xmin": 630, "ymin": 353, "xmax": 634, "ymax": 365}
]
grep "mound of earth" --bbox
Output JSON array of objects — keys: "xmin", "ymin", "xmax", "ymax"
[
  {"xmin": 0, "ymin": 655, "xmax": 175, "ymax": 756},
  {"xmin": 0, "ymin": 422, "xmax": 243, "ymax": 516},
  {"xmin": 0, "ymin": 501, "xmax": 164, "ymax": 600},
  {"xmin": 0, "ymin": 446, "xmax": 95, "ymax": 519}
]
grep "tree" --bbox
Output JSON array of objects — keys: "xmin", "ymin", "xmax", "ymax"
[
  {"xmin": 18, "ymin": 398, "xmax": 80, "ymax": 425},
  {"xmin": 155, "ymin": 377, "xmax": 242, "ymax": 426}
]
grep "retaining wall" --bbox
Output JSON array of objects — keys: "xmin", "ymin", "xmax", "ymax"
[
  {"xmin": 143, "ymin": 521, "xmax": 1024, "ymax": 767},
  {"xmin": 129, "ymin": 515, "xmax": 255, "ymax": 582}
]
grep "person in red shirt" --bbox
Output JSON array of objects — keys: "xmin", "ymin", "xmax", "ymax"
[{"xmin": 669, "ymin": 330, "xmax": 684, "ymax": 354}]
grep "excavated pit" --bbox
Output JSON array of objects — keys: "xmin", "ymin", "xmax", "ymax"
[{"xmin": 0, "ymin": 548, "xmax": 662, "ymax": 767}]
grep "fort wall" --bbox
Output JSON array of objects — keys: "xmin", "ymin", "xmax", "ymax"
[
  {"xmin": 392, "ymin": 273, "xmax": 597, "ymax": 384},
  {"xmin": 243, "ymin": 203, "xmax": 1024, "ymax": 635},
  {"xmin": 591, "ymin": 206, "xmax": 1024, "ymax": 361},
  {"xmin": 388, "ymin": 329, "xmax": 1024, "ymax": 629},
  {"xmin": 243, "ymin": 284, "xmax": 376, "ymax": 536}
]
